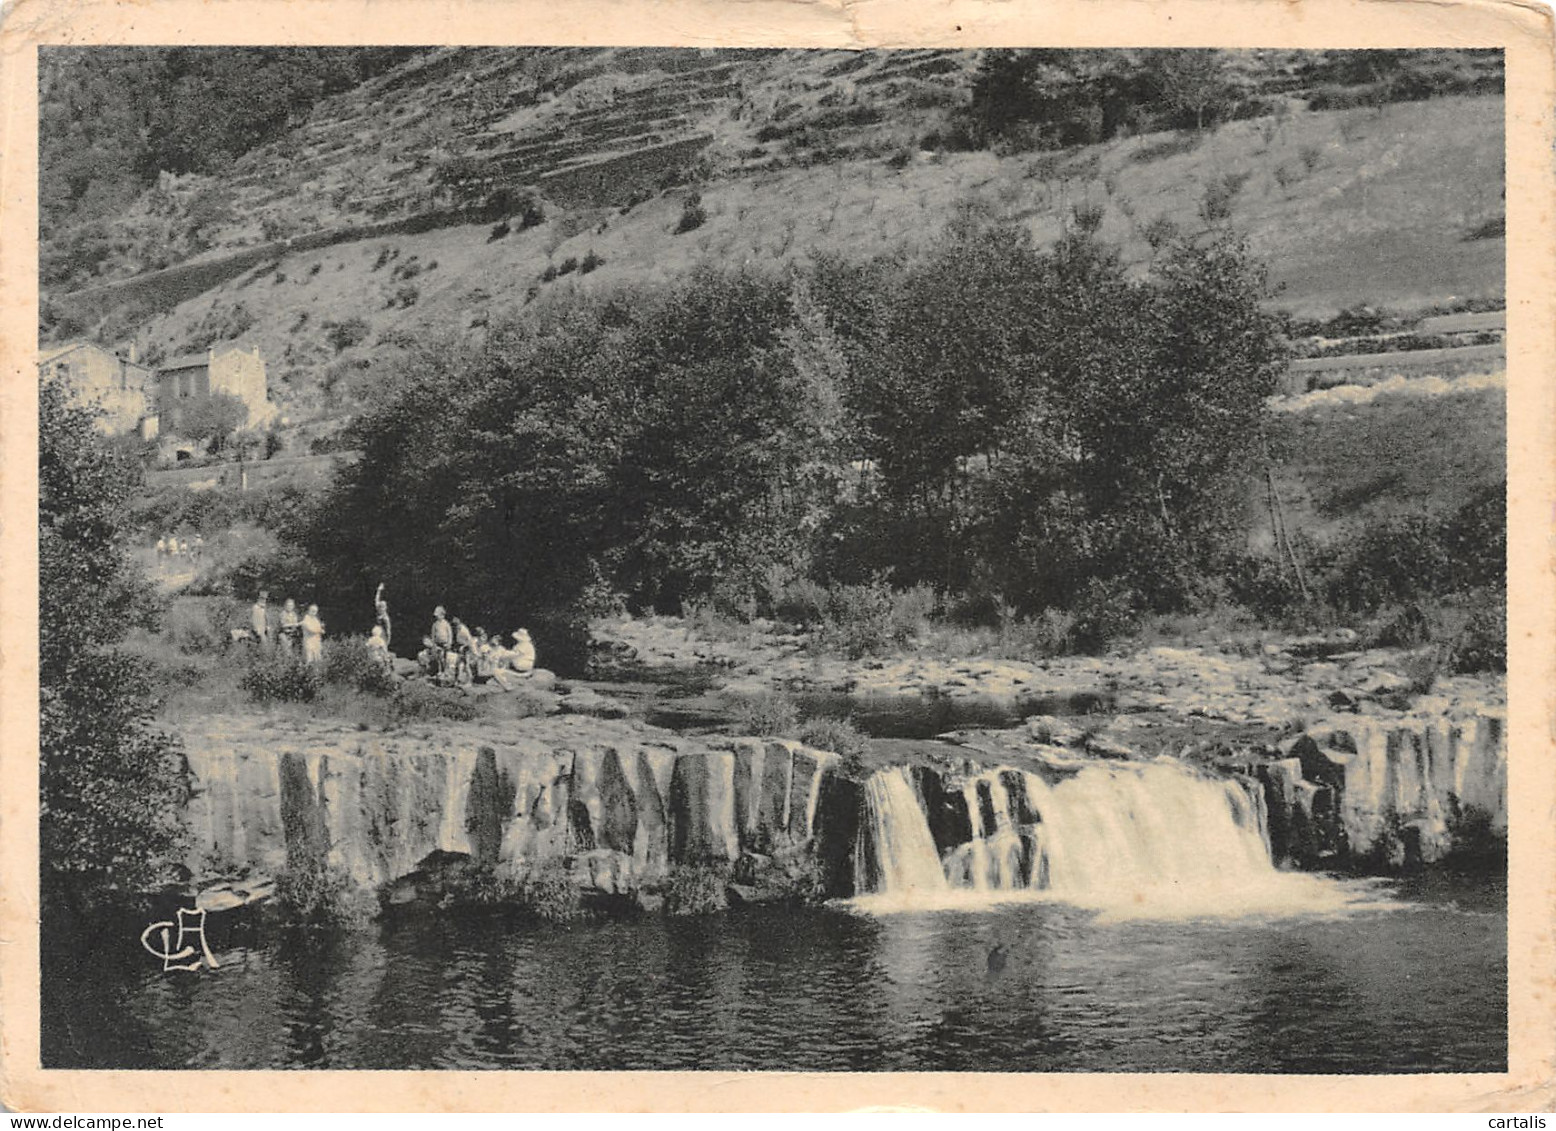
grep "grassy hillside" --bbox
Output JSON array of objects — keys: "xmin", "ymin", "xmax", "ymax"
[
  {"xmin": 87, "ymin": 88, "xmax": 1504, "ymax": 432},
  {"xmin": 1266, "ymin": 375, "xmax": 1505, "ymax": 545}
]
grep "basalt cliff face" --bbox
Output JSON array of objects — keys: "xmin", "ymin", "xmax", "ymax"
[
  {"xmin": 184, "ymin": 715, "xmax": 843, "ymax": 906},
  {"xmin": 181, "ymin": 701, "xmax": 1506, "ymax": 913}
]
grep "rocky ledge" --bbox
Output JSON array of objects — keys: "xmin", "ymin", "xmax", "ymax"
[
  {"xmin": 180, "ymin": 689, "xmax": 1506, "ymax": 917},
  {"xmin": 593, "ymin": 617, "xmax": 1505, "ymax": 727}
]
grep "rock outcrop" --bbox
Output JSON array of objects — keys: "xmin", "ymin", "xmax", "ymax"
[
  {"xmin": 181, "ymin": 699, "xmax": 1506, "ymax": 916},
  {"xmin": 938, "ymin": 702, "xmax": 1508, "ymax": 871},
  {"xmin": 184, "ymin": 715, "xmax": 839, "ymax": 905}
]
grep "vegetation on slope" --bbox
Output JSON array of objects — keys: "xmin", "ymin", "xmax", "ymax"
[
  {"xmin": 39, "ymin": 380, "xmax": 189, "ymax": 909},
  {"xmin": 212, "ymin": 221, "xmax": 1287, "ymax": 666},
  {"xmin": 40, "ymin": 48, "xmax": 421, "ymax": 289}
]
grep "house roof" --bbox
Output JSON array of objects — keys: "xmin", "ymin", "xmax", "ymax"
[
  {"xmin": 159, "ymin": 353, "xmax": 211, "ymax": 371},
  {"xmin": 38, "ymin": 342, "xmax": 100, "ymax": 365},
  {"xmin": 159, "ymin": 344, "xmax": 257, "ymax": 372}
]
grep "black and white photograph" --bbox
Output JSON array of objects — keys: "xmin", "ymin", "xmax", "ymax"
[{"xmin": 10, "ymin": 5, "xmax": 1553, "ymax": 1107}]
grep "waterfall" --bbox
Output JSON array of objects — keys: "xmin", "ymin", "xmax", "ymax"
[
  {"xmin": 1020, "ymin": 762, "xmax": 1275, "ymax": 899},
  {"xmin": 851, "ymin": 758, "xmax": 1393, "ymax": 920},
  {"xmin": 853, "ymin": 767, "xmax": 948, "ymax": 897}
]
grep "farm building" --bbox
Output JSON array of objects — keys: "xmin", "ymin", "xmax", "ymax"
[
  {"xmin": 155, "ymin": 344, "xmax": 277, "ymax": 434},
  {"xmin": 38, "ymin": 341, "xmax": 158, "ymax": 437}
]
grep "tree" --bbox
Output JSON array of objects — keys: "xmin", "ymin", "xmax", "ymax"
[
  {"xmin": 177, "ymin": 391, "xmax": 247, "ymax": 450},
  {"xmin": 293, "ymin": 269, "xmax": 858, "ymax": 661},
  {"xmin": 806, "ymin": 220, "xmax": 1285, "ymax": 614},
  {"xmin": 39, "ymin": 379, "xmax": 189, "ymax": 909},
  {"xmin": 973, "ymin": 229, "xmax": 1285, "ymax": 612},
  {"xmin": 1148, "ymin": 49, "xmax": 1232, "ymax": 131}
]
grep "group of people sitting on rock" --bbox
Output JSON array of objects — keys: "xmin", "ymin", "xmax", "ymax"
[
  {"xmin": 420, "ymin": 605, "xmax": 536, "ymax": 689},
  {"xmin": 238, "ymin": 586, "xmax": 540, "ymax": 690},
  {"xmin": 244, "ymin": 590, "xmax": 326, "ymax": 664}
]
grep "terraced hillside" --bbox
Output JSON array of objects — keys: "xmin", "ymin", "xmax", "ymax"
[{"xmin": 43, "ymin": 48, "xmax": 1506, "ymax": 436}]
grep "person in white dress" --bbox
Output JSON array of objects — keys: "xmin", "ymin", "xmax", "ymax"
[
  {"xmin": 301, "ymin": 605, "xmax": 325, "ymax": 665},
  {"xmin": 250, "ymin": 592, "xmax": 271, "ymax": 647},
  {"xmin": 277, "ymin": 598, "xmax": 301, "ymax": 652}
]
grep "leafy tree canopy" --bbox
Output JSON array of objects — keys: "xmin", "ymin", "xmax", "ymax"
[
  {"xmin": 177, "ymin": 391, "xmax": 248, "ymax": 448},
  {"xmin": 269, "ymin": 225, "xmax": 1283, "ymax": 663},
  {"xmin": 40, "ymin": 379, "xmax": 188, "ymax": 907}
]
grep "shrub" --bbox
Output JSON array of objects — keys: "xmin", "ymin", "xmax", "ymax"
[
  {"xmin": 773, "ymin": 576, "xmax": 830, "ymax": 628},
  {"xmin": 388, "ymin": 681, "xmax": 478, "ymax": 722},
  {"xmin": 1450, "ymin": 589, "xmax": 1506, "ymax": 674},
  {"xmin": 512, "ymin": 860, "xmax": 583, "ymax": 922},
  {"xmin": 274, "ymin": 865, "xmax": 370, "ymax": 928},
  {"xmin": 1198, "ymin": 173, "xmax": 1244, "ymax": 225},
  {"xmin": 489, "ymin": 220, "xmax": 511, "ymax": 242},
  {"xmin": 1227, "ymin": 553, "xmax": 1309, "ymax": 622},
  {"xmin": 1070, "ymin": 578, "xmax": 1140, "ymax": 654},
  {"xmin": 556, "ymin": 257, "xmax": 579, "ymax": 277},
  {"xmin": 995, "ymin": 606, "xmax": 1079, "ymax": 659},
  {"xmin": 1326, "ymin": 514, "xmax": 1457, "ymax": 612},
  {"xmin": 1397, "ymin": 647, "xmax": 1444, "ymax": 697},
  {"xmin": 797, "ymin": 716, "xmax": 869, "ymax": 763},
  {"xmin": 1299, "ymin": 144, "xmax": 1323, "ymax": 172},
  {"xmin": 1372, "ymin": 603, "xmax": 1433, "ymax": 649},
  {"xmin": 322, "ymin": 637, "xmax": 397, "ymax": 696},
  {"xmin": 516, "ymin": 194, "xmax": 546, "ymax": 231},
  {"xmin": 891, "ymin": 583, "xmax": 938, "ymax": 635},
  {"xmin": 240, "ymin": 650, "xmax": 322, "ymax": 703},
  {"xmin": 675, "ymin": 192, "xmax": 707, "ymax": 234},
  {"xmin": 683, "ymin": 599, "xmax": 752, "ymax": 643},
  {"xmin": 164, "ymin": 597, "xmax": 240, "ymax": 654},
  {"xmin": 1072, "ymin": 201, "xmax": 1105, "ymax": 235},
  {"xmin": 579, "ymin": 250, "xmax": 605, "ymax": 274},
  {"xmin": 664, "ymin": 863, "xmax": 729, "ymax": 915},
  {"xmin": 811, "ymin": 578, "xmax": 928, "ymax": 659},
  {"xmin": 323, "ymin": 318, "xmax": 370, "ymax": 353},
  {"xmin": 1131, "ymin": 133, "xmax": 1202, "ymax": 164},
  {"xmin": 1142, "ymin": 215, "xmax": 1179, "ymax": 250},
  {"xmin": 727, "ymin": 691, "xmax": 799, "ymax": 736}
]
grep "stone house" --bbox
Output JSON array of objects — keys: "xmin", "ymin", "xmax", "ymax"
[
  {"xmin": 156, "ymin": 344, "xmax": 276, "ymax": 434},
  {"xmin": 38, "ymin": 342, "xmax": 158, "ymax": 437}
]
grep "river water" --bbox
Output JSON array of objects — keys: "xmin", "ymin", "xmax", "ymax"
[{"xmin": 44, "ymin": 872, "xmax": 1503, "ymax": 1072}]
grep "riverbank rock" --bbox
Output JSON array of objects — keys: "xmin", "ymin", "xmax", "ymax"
[
  {"xmin": 593, "ymin": 614, "xmax": 1505, "ymax": 733},
  {"xmin": 177, "ymin": 678, "xmax": 1507, "ymax": 917},
  {"xmin": 557, "ymin": 687, "xmax": 631, "ymax": 718},
  {"xmin": 180, "ymin": 714, "xmax": 849, "ymax": 905}
]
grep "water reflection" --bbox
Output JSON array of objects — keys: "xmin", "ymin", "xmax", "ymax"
[{"xmin": 43, "ymin": 878, "xmax": 1505, "ymax": 1073}]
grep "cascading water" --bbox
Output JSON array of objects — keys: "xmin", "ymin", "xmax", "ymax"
[
  {"xmin": 1020, "ymin": 762, "xmax": 1274, "ymax": 900},
  {"xmin": 851, "ymin": 759, "xmax": 1395, "ymax": 920},
  {"xmin": 853, "ymin": 767, "xmax": 948, "ymax": 896}
]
